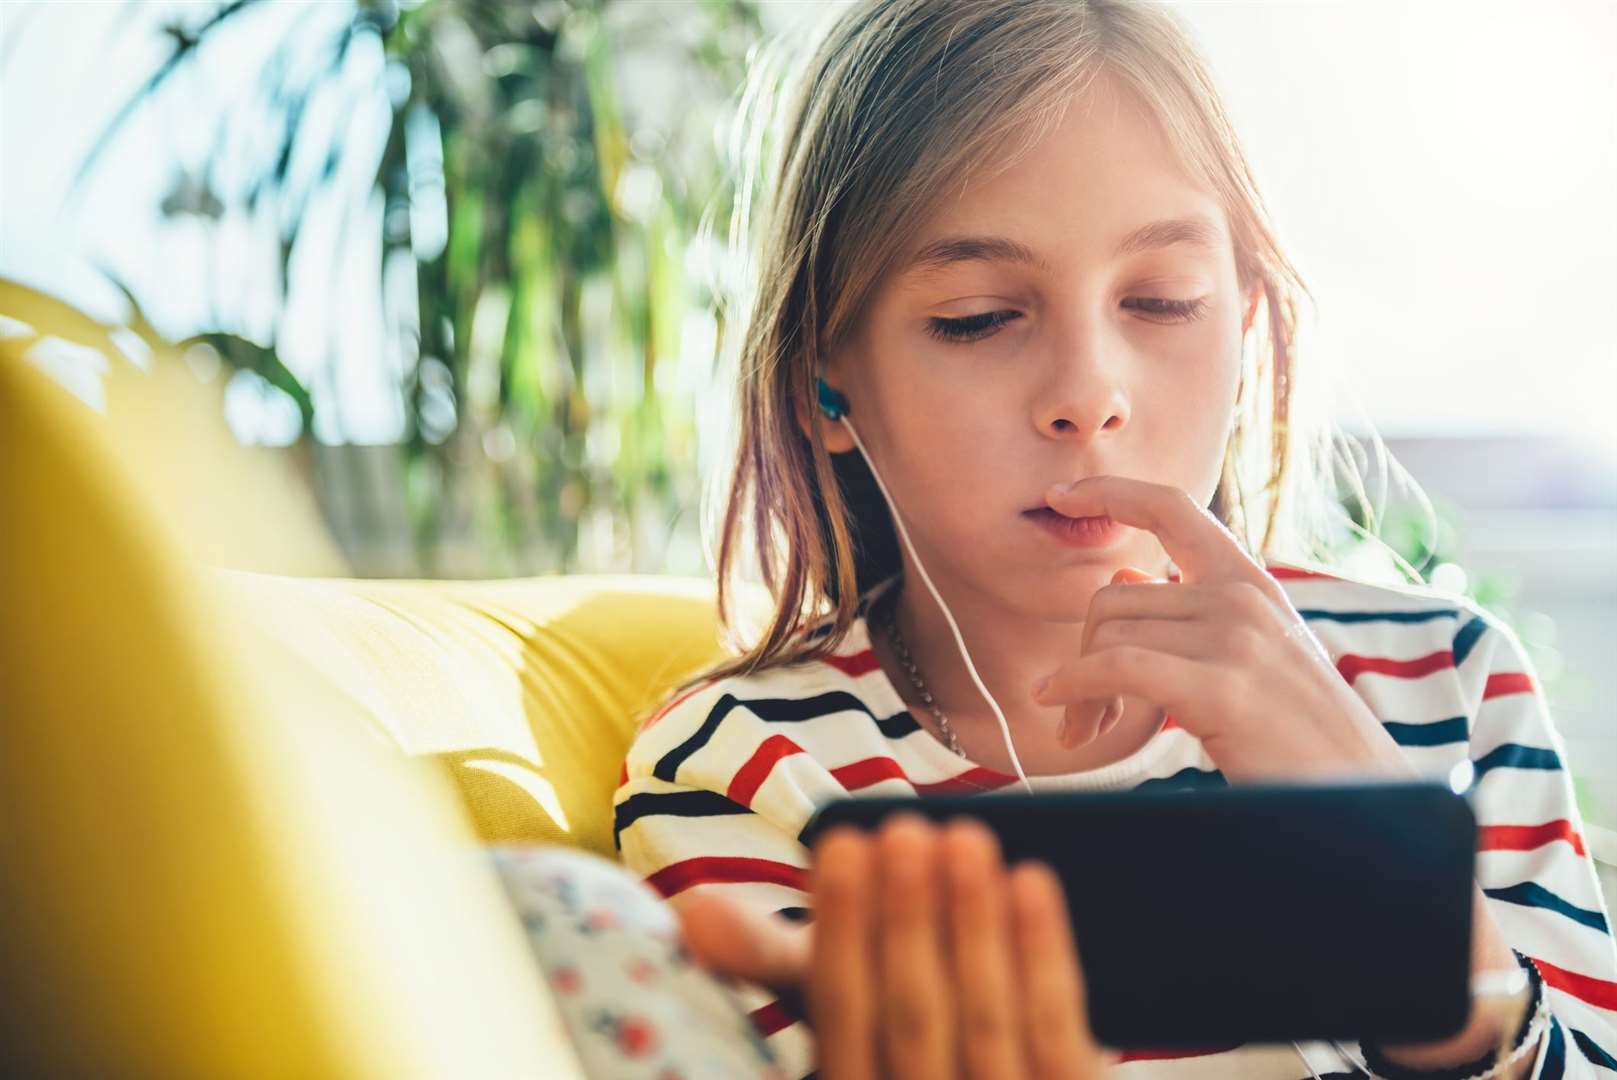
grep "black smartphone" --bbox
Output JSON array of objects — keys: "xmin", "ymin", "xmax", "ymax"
[{"xmin": 800, "ymin": 779, "xmax": 1476, "ymax": 1048}]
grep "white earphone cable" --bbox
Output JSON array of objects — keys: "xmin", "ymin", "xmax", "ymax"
[{"xmin": 840, "ymin": 415, "xmax": 1035, "ymax": 794}]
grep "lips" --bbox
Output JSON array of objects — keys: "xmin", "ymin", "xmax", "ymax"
[
  {"xmin": 1024, "ymin": 505, "xmax": 1125, "ymax": 548},
  {"xmin": 1023, "ymin": 505, "xmax": 1112, "ymax": 525},
  {"xmin": 1023, "ymin": 498, "xmax": 1091, "ymax": 521}
]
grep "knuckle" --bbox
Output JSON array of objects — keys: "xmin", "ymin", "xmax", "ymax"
[
  {"xmin": 1232, "ymin": 622, "xmax": 1265, "ymax": 661},
  {"xmin": 813, "ymin": 988, "xmax": 860, "ymax": 1031},
  {"xmin": 1210, "ymin": 671, "xmax": 1245, "ymax": 715},
  {"xmin": 963, "ymin": 1000, "xmax": 1015, "ymax": 1047},
  {"xmin": 1027, "ymin": 996, "xmax": 1071, "ymax": 1052},
  {"xmin": 884, "ymin": 986, "xmax": 944, "ymax": 1047},
  {"xmin": 1231, "ymin": 579, "xmax": 1272, "ymax": 615}
]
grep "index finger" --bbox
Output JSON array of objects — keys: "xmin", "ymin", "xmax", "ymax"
[{"xmin": 1043, "ymin": 475, "xmax": 1262, "ymax": 586}]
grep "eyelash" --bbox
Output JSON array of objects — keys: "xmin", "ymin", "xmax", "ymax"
[{"xmin": 924, "ymin": 298, "xmax": 1210, "ymax": 344}]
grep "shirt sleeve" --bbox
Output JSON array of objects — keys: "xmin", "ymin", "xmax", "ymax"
[
  {"xmin": 1454, "ymin": 600, "xmax": 1617, "ymax": 1076},
  {"xmin": 613, "ymin": 684, "xmax": 821, "ymax": 1080}
]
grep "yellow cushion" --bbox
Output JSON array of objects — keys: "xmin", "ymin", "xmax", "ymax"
[
  {"xmin": 0, "ymin": 347, "xmax": 584, "ymax": 1076},
  {"xmin": 208, "ymin": 569, "xmax": 766, "ymax": 859}
]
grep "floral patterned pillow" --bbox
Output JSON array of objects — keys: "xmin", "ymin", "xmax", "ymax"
[{"xmin": 488, "ymin": 844, "xmax": 789, "ymax": 1080}]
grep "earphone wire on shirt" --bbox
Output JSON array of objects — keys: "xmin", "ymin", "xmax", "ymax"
[{"xmin": 832, "ymin": 409, "xmax": 1036, "ymax": 794}]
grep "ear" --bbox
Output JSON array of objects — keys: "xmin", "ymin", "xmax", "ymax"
[
  {"xmin": 1240, "ymin": 282, "xmax": 1263, "ymax": 336},
  {"xmin": 794, "ymin": 365, "xmax": 856, "ymax": 454}
]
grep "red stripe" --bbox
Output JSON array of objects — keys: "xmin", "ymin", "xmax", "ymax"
[
  {"xmin": 618, "ymin": 760, "xmax": 628, "ymax": 786},
  {"xmin": 749, "ymin": 999, "xmax": 795, "ymax": 1037},
  {"xmin": 1162, "ymin": 712, "xmax": 1179, "ymax": 731},
  {"xmin": 824, "ymin": 648, "xmax": 881, "ymax": 677},
  {"xmin": 1116, "ymin": 1043, "xmax": 1243, "ymax": 1062},
  {"xmin": 1266, "ymin": 565, "xmax": 1341, "ymax": 582},
  {"xmin": 727, "ymin": 734, "xmax": 805, "ymax": 807},
  {"xmin": 830, "ymin": 755, "xmax": 1018, "ymax": 795},
  {"xmin": 915, "ymin": 765, "xmax": 1020, "ymax": 794},
  {"xmin": 1478, "ymin": 820, "xmax": 1586, "ymax": 857},
  {"xmin": 1531, "ymin": 955, "xmax": 1617, "ymax": 1012},
  {"xmin": 1336, "ymin": 648, "xmax": 1453, "ymax": 684},
  {"xmin": 646, "ymin": 856, "xmax": 809, "ymax": 899},
  {"xmin": 1483, "ymin": 671, "xmax": 1535, "ymax": 700}
]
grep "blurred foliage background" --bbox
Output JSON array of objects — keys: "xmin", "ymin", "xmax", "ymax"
[{"xmin": 65, "ymin": 0, "xmax": 766, "ymax": 578}]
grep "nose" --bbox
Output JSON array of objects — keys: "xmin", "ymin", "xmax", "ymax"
[{"xmin": 1036, "ymin": 358, "xmax": 1130, "ymax": 440}]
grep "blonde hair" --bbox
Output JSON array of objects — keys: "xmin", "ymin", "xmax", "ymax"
[{"xmin": 655, "ymin": 0, "xmax": 1429, "ymax": 712}]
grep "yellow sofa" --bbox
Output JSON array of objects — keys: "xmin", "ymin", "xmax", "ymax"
[{"xmin": 0, "ymin": 346, "xmax": 758, "ymax": 1075}]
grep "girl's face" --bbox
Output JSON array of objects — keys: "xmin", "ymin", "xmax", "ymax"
[{"xmin": 822, "ymin": 72, "xmax": 1260, "ymax": 612}]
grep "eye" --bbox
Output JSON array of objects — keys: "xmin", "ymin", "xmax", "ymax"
[
  {"xmin": 925, "ymin": 309, "xmax": 1021, "ymax": 344},
  {"xmin": 1125, "ymin": 297, "xmax": 1210, "ymax": 323}
]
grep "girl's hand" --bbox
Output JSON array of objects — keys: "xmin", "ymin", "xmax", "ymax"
[
  {"xmin": 813, "ymin": 813, "xmax": 1108, "ymax": 1080},
  {"xmin": 675, "ymin": 813, "xmax": 1111, "ymax": 1079},
  {"xmin": 1031, "ymin": 475, "xmax": 1418, "ymax": 784}
]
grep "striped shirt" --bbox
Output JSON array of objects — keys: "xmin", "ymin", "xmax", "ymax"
[{"xmin": 613, "ymin": 559, "xmax": 1617, "ymax": 1078}]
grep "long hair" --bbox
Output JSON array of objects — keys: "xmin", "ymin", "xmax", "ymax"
[{"xmin": 651, "ymin": 0, "xmax": 1432, "ymax": 715}]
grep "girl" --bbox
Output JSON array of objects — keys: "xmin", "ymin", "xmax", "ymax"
[{"xmin": 612, "ymin": 1, "xmax": 1617, "ymax": 1076}]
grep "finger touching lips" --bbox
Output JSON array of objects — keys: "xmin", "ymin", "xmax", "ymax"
[{"xmin": 1043, "ymin": 475, "xmax": 1260, "ymax": 584}]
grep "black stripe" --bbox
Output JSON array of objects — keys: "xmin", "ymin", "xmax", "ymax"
[
  {"xmin": 1298, "ymin": 607, "xmax": 1459, "ymax": 625},
  {"xmin": 1383, "ymin": 715, "xmax": 1469, "ymax": 747},
  {"xmin": 614, "ymin": 789, "xmax": 751, "ymax": 840},
  {"xmin": 876, "ymin": 710, "xmax": 923, "ymax": 738},
  {"xmin": 654, "ymin": 689, "xmax": 924, "ymax": 784},
  {"xmin": 742, "ymin": 690, "xmax": 905, "ymax": 726},
  {"xmin": 1483, "ymin": 881, "xmax": 1611, "ymax": 934},
  {"xmin": 1133, "ymin": 766, "xmax": 1228, "ymax": 793},
  {"xmin": 1570, "ymin": 1026, "xmax": 1617, "ymax": 1070},
  {"xmin": 1473, "ymin": 743, "xmax": 1562, "ymax": 779},
  {"xmin": 1452, "ymin": 613, "xmax": 1489, "ymax": 667},
  {"xmin": 1542, "ymin": 1015, "xmax": 1565, "ymax": 1080},
  {"xmin": 653, "ymin": 693, "xmax": 747, "ymax": 782}
]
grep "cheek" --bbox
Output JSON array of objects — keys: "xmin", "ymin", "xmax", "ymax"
[
  {"xmin": 885, "ymin": 391, "xmax": 1009, "ymax": 506},
  {"xmin": 1139, "ymin": 324, "xmax": 1243, "ymax": 473}
]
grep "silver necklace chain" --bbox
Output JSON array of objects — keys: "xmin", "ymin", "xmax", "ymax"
[{"xmin": 875, "ymin": 586, "xmax": 969, "ymax": 759}]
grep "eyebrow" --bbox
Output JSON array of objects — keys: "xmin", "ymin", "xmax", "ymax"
[{"xmin": 902, "ymin": 214, "xmax": 1225, "ymax": 279}]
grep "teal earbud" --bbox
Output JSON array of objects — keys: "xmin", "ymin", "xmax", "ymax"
[{"xmin": 815, "ymin": 376, "xmax": 849, "ymax": 421}]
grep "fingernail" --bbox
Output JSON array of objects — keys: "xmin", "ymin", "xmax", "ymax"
[{"xmin": 1032, "ymin": 675, "xmax": 1051, "ymax": 701}]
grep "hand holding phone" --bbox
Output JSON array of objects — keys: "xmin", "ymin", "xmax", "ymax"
[
  {"xmin": 802, "ymin": 779, "xmax": 1476, "ymax": 1049},
  {"xmin": 676, "ymin": 812, "xmax": 1114, "ymax": 1078}
]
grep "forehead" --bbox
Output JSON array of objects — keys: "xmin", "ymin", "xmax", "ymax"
[{"xmin": 894, "ymin": 75, "xmax": 1229, "ymax": 282}]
